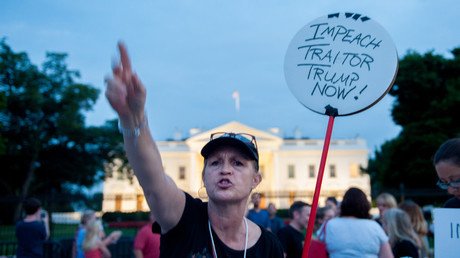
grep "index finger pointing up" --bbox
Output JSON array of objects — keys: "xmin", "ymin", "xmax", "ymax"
[{"xmin": 118, "ymin": 41, "xmax": 132, "ymax": 72}]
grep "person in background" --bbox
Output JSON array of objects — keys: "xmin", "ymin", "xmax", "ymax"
[
  {"xmin": 277, "ymin": 201, "xmax": 311, "ymax": 258},
  {"xmin": 375, "ymin": 192, "xmax": 398, "ymax": 226},
  {"xmin": 421, "ymin": 208, "xmax": 434, "ymax": 244},
  {"xmin": 82, "ymin": 219, "xmax": 112, "ymax": 258},
  {"xmin": 325, "ymin": 196, "xmax": 339, "ymax": 216},
  {"xmin": 267, "ymin": 202, "xmax": 285, "ymax": 234},
  {"xmin": 15, "ymin": 197, "xmax": 50, "ymax": 258},
  {"xmin": 433, "ymin": 138, "xmax": 460, "ymax": 208},
  {"xmin": 314, "ymin": 206, "xmax": 335, "ymax": 235},
  {"xmin": 319, "ymin": 187, "xmax": 393, "ymax": 258},
  {"xmin": 74, "ymin": 210, "xmax": 121, "ymax": 258},
  {"xmin": 246, "ymin": 192, "xmax": 271, "ymax": 230},
  {"xmin": 74, "ymin": 210, "xmax": 98, "ymax": 258},
  {"xmin": 383, "ymin": 208, "xmax": 421, "ymax": 258},
  {"xmin": 133, "ymin": 212, "xmax": 160, "ymax": 258},
  {"xmin": 399, "ymin": 200, "xmax": 430, "ymax": 258}
]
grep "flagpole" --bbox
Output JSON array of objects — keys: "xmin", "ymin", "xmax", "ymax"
[{"xmin": 232, "ymin": 90, "xmax": 240, "ymax": 121}]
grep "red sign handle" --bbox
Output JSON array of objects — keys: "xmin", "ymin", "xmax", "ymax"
[{"xmin": 301, "ymin": 115, "xmax": 335, "ymax": 258}]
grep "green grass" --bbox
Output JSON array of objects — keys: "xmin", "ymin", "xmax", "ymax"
[
  {"xmin": 0, "ymin": 225, "xmax": 15, "ymax": 242},
  {"xmin": 106, "ymin": 227, "xmax": 138, "ymax": 238},
  {"xmin": 0, "ymin": 224, "xmax": 139, "ymax": 257},
  {"xmin": 0, "ymin": 223, "xmax": 138, "ymax": 242},
  {"xmin": 50, "ymin": 224, "xmax": 79, "ymax": 239}
]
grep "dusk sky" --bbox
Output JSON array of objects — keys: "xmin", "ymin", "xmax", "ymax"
[{"xmin": 2, "ymin": 0, "xmax": 459, "ymax": 153}]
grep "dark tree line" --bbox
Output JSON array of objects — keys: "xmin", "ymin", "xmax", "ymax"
[
  {"xmin": 367, "ymin": 47, "xmax": 460, "ymax": 205},
  {"xmin": 0, "ymin": 40, "xmax": 126, "ymax": 223}
]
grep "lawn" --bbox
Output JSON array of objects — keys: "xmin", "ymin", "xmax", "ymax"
[{"xmin": 0, "ymin": 223, "xmax": 138, "ymax": 242}]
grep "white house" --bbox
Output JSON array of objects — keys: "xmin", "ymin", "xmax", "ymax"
[{"xmin": 102, "ymin": 121, "xmax": 370, "ymax": 212}]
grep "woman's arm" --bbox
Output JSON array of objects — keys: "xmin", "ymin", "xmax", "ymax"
[
  {"xmin": 105, "ymin": 42, "xmax": 185, "ymax": 233},
  {"xmin": 98, "ymin": 241, "xmax": 112, "ymax": 258},
  {"xmin": 40, "ymin": 210, "xmax": 50, "ymax": 240},
  {"xmin": 378, "ymin": 242, "xmax": 394, "ymax": 258},
  {"xmin": 102, "ymin": 230, "xmax": 122, "ymax": 246}
]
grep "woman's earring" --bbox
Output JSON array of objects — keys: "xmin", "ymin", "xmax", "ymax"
[{"xmin": 198, "ymin": 186, "xmax": 208, "ymax": 199}]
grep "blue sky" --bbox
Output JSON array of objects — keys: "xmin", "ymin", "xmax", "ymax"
[{"xmin": 1, "ymin": 0, "xmax": 459, "ymax": 153}]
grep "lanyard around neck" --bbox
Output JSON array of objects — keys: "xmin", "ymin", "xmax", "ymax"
[{"xmin": 208, "ymin": 217, "xmax": 248, "ymax": 258}]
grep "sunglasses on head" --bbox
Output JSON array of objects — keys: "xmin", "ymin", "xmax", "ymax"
[{"xmin": 209, "ymin": 132, "xmax": 258, "ymax": 150}]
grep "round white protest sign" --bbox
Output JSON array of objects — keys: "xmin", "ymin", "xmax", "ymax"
[{"xmin": 284, "ymin": 12, "xmax": 398, "ymax": 116}]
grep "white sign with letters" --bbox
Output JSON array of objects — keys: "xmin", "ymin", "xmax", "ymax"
[
  {"xmin": 434, "ymin": 208, "xmax": 460, "ymax": 258},
  {"xmin": 284, "ymin": 12, "xmax": 398, "ymax": 116}
]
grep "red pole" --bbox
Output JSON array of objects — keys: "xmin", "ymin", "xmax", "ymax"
[{"xmin": 301, "ymin": 115, "xmax": 335, "ymax": 258}]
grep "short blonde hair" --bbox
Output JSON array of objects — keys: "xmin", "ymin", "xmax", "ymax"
[
  {"xmin": 81, "ymin": 210, "xmax": 96, "ymax": 225},
  {"xmin": 376, "ymin": 192, "xmax": 397, "ymax": 208}
]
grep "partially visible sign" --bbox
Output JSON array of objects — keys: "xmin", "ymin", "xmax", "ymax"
[
  {"xmin": 434, "ymin": 208, "xmax": 460, "ymax": 258},
  {"xmin": 284, "ymin": 12, "xmax": 398, "ymax": 116}
]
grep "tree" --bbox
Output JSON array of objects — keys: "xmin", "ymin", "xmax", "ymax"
[
  {"xmin": 0, "ymin": 40, "xmax": 125, "ymax": 223},
  {"xmin": 367, "ymin": 47, "xmax": 460, "ymax": 204}
]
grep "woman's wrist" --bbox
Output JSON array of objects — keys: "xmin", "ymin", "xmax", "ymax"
[{"xmin": 118, "ymin": 112, "xmax": 148, "ymax": 138}]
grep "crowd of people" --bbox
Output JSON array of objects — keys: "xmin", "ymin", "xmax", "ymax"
[
  {"xmin": 14, "ymin": 190, "xmax": 436, "ymax": 258},
  {"xmin": 242, "ymin": 134, "xmax": 460, "ymax": 258},
  {"xmin": 14, "ymin": 42, "xmax": 459, "ymax": 258},
  {"xmin": 244, "ymin": 190, "xmax": 435, "ymax": 258}
]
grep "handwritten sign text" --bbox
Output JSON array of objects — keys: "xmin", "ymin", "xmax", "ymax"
[{"xmin": 284, "ymin": 12, "xmax": 398, "ymax": 116}]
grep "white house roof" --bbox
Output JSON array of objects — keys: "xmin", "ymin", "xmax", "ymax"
[{"xmin": 185, "ymin": 121, "xmax": 283, "ymax": 152}]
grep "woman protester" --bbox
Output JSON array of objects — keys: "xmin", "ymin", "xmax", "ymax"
[{"xmin": 105, "ymin": 42, "xmax": 283, "ymax": 257}]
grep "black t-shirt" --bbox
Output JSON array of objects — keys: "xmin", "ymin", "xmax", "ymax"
[
  {"xmin": 158, "ymin": 192, "xmax": 284, "ymax": 257},
  {"xmin": 392, "ymin": 239, "xmax": 419, "ymax": 258},
  {"xmin": 276, "ymin": 224, "xmax": 304, "ymax": 258},
  {"xmin": 444, "ymin": 197, "xmax": 460, "ymax": 208}
]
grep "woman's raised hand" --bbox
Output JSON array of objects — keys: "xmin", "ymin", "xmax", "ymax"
[{"xmin": 105, "ymin": 42, "xmax": 146, "ymax": 128}]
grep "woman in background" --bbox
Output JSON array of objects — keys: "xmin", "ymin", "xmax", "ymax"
[
  {"xmin": 383, "ymin": 208, "xmax": 421, "ymax": 258},
  {"xmin": 399, "ymin": 200, "xmax": 430, "ymax": 258},
  {"xmin": 314, "ymin": 206, "xmax": 335, "ymax": 235},
  {"xmin": 73, "ymin": 210, "xmax": 98, "ymax": 258},
  {"xmin": 325, "ymin": 196, "xmax": 339, "ymax": 217},
  {"xmin": 83, "ymin": 220, "xmax": 120, "ymax": 258},
  {"xmin": 375, "ymin": 192, "xmax": 398, "ymax": 226},
  {"xmin": 318, "ymin": 187, "xmax": 393, "ymax": 258},
  {"xmin": 433, "ymin": 138, "xmax": 460, "ymax": 208}
]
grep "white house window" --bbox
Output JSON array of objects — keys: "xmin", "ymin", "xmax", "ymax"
[
  {"xmin": 350, "ymin": 163, "xmax": 360, "ymax": 178},
  {"xmin": 329, "ymin": 164, "xmax": 337, "ymax": 178},
  {"xmin": 179, "ymin": 166, "xmax": 186, "ymax": 180},
  {"xmin": 309, "ymin": 165, "xmax": 315, "ymax": 178},
  {"xmin": 288, "ymin": 165, "xmax": 295, "ymax": 178}
]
